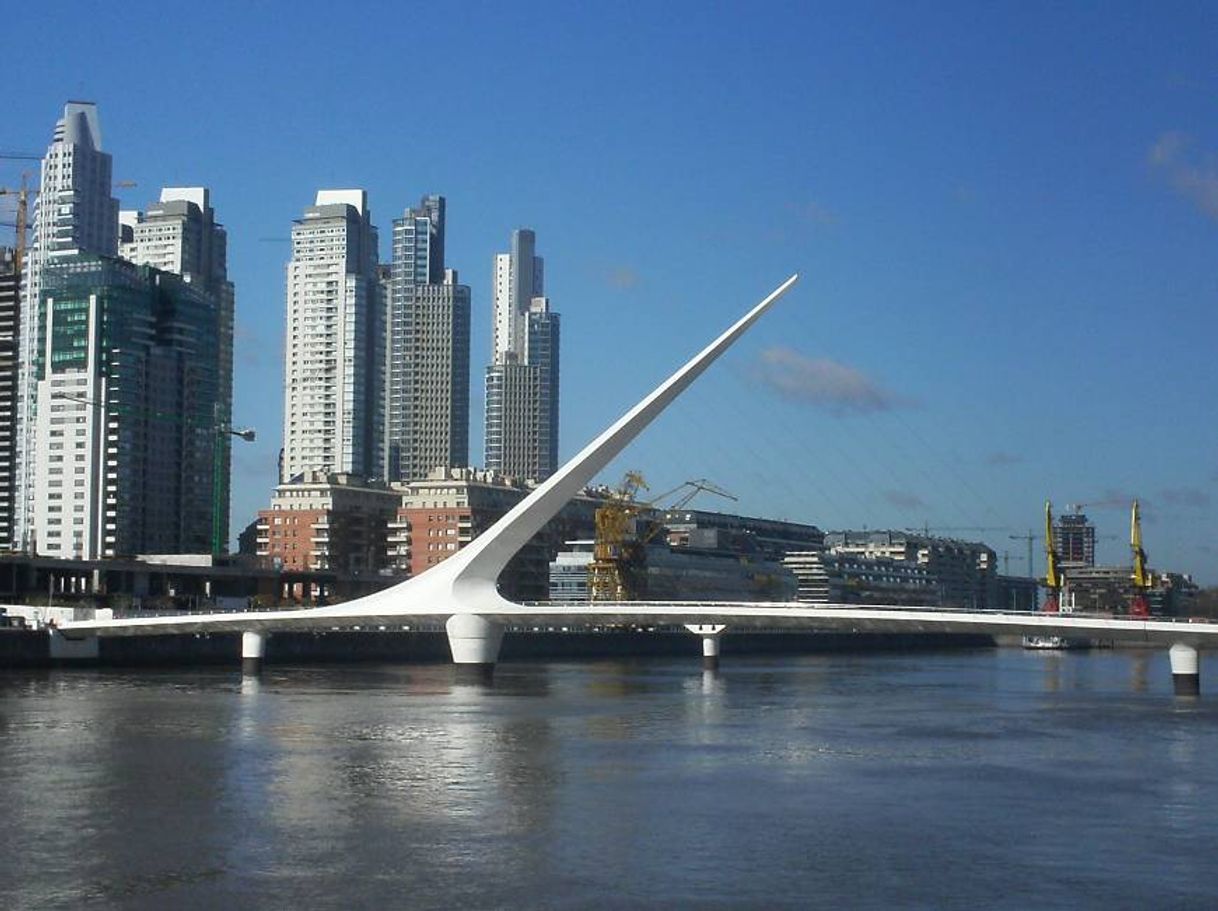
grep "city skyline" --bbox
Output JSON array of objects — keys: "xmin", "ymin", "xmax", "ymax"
[{"xmin": 3, "ymin": 3, "xmax": 1216, "ymax": 583}]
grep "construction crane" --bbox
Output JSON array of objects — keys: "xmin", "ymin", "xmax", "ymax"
[
  {"xmin": 653, "ymin": 478, "xmax": 737, "ymax": 512},
  {"xmin": 1042, "ymin": 501, "xmax": 1063, "ymax": 613},
  {"xmin": 0, "ymin": 175, "xmax": 136, "ymax": 271},
  {"xmin": 1129, "ymin": 499, "xmax": 1150, "ymax": 618},
  {"xmin": 1009, "ymin": 530, "xmax": 1035, "ymax": 577},
  {"xmin": 906, "ymin": 524, "xmax": 1008, "ymax": 537},
  {"xmin": 1, "ymin": 153, "xmax": 43, "ymax": 269},
  {"xmin": 0, "ymin": 173, "xmax": 32, "ymax": 272},
  {"xmin": 587, "ymin": 472, "xmax": 735, "ymax": 601}
]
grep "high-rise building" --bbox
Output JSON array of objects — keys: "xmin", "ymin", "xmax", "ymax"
[
  {"xmin": 120, "ymin": 187, "xmax": 235, "ymax": 548},
  {"xmin": 386, "ymin": 196, "xmax": 470, "ymax": 482},
  {"xmin": 16, "ymin": 102, "xmax": 119, "ymax": 551},
  {"xmin": 0, "ymin": 248, "xmax": 18, "ymax": 550},
  {"xmin": 1056, "ymin": 509, "xmax": 1096, "ymax": 567},
  {"xmin": 485, "ymin": 229, "xmax": 560, "ymax": 481},
  {"xmin": 281, "ymin": 190, "xmax": 383, "ymax": 483},
  {"xmin": 31, "ymin": 255, "xmax": 226, "ymax": 559}
]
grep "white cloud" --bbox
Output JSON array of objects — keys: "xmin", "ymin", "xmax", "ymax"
[
  {"xmin": 884, "ymin": 490, "xmax": 926, "ymax": 510},
  {"xmin": 750, "ymin": 347, "xmax": 901, "ymax": 414},
  {"xmin": 606, "ymin": 266, "xmax": 640, "ymax": 290},
  {"xmin": 1148, "ymin": 131, "xmax": 1218, "ymax": 220}
]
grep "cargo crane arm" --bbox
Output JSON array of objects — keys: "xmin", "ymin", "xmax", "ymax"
[
  {"xmin": 1129, "ymin": 500, "xmax": 1150, "ymax": 617},
  {"xmin": 1042, "ymin": 501, "xmax": 1063, "ymax": 612}
]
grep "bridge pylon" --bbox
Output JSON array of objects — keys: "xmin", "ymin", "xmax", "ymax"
[
  {"xmin": 686, "ymin": 624, "xmax": 728, "ymax": 670},
  {"xmin": 1170, "ymin": 643, "xmax": 1200, "ymax": 696},
  {"xmin": 446, "ymin": 614, "xmax": 504, "ymax": 681},
  {"xmin": 242, "ymin": 631, "xmax": 267, "ymax": 676}
]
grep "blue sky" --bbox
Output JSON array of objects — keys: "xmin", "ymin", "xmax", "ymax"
[{"xmin": 6, "ymin": 1, "xmax": 1217, "ymax": 582}]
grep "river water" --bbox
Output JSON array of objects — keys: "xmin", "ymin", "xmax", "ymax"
[{"xmin": 2, "ymin": 647, "xmax": 1216, "ymax": 910}]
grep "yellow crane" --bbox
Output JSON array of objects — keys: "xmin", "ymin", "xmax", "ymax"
[
  {"xmin": 586, "ymin": 472, "xmax": 736, "ymax": 601},
  {"xmin": 1129, "ymin": 499, "xmax": 1150, "ymax": 617},
  {"xmin": 587, "ymin": 471, "xmax": 651, "ymax": 602},
  {"xmin": 1042, "ymin": 500, "xmax": 1062, "ymax": 612}
]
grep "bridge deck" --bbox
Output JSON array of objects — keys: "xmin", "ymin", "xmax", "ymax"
[{"xmin": 57, "ymin": 603, "xmax": 1218, "ymax": 647}]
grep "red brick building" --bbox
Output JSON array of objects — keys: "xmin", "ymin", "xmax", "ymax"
[{"xmin": 256, "ymin": 472, "xmax": 397, "ymax": 576}]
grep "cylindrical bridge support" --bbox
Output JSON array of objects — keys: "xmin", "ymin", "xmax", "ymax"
[
  {"xmin": 1169, "ymin": 643, "xmax": 1200, "ymax": 696},
  {"xmin": 685, "ymin": 624, "xmax": 728, "ymax": 671},
  {"xmin": 446, "ymin": 614, "xmax": 504, "ymax": 681},
  {"xmin": 241, "ymin": 630, "xmax": 267, "ymax": 676}
]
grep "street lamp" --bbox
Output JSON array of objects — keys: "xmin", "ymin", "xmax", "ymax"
[{"xmin": 213, "ymin": 424, "xmax": 256, "ymax": 556}]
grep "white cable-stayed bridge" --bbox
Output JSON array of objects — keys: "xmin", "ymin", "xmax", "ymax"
[{"xmin": 55, "ymin": 274, "xmax": 1217, "ymax": 694}]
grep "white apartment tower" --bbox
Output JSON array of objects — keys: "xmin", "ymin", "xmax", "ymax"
[
  {"xmin": 485, "ymin": 229, "xmax": 560, "ymax": 481},
  {"xmin": 387, "ymin": 195, "xmax": 471, "ymax": 482},
  {"xmin": 281, "ymin": 190, "xmax": 384, "ymax": 483},
  {"xmin": 16, "ymin": 101, "xmax": 119, "ymax": 551}
]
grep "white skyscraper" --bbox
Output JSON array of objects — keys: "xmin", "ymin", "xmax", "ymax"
[
  {"xmin": 485, "ymin": 229, "xmax": 560, "ymax": 481},
  {"xmin": 387, "ymin": 195, "xmax": 471, "ymax": 482},
  {"xmin": 281, "ymin": 190, "xmax": 384, "ymax": 482},
  {"xmin": 16, "ymin": 101, "xmax": 119, "ymax": 552}
]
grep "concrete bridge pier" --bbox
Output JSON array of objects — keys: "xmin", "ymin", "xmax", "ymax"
[
  {"xmin": 686, "ymin": 624, "xmax": 728, "ymax": 671},
  {"xmin": 1169, "ymin": 643, "xmax": 1200, "ymax": 696},
  {"xmin": 446, "ymin": 614, "xmax": 504, "ymax": 682},
  {"xmin": 242, "ymin": 631, "xmax": 267, "ymax": 676},
  {"xmin": 49, "ymin": 629, "xmax": 100, "ymax": 664}
]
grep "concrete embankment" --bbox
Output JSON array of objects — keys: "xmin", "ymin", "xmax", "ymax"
[{"xmin": 1, "ymin": 628, "xmax": 993, "ymax": 670}]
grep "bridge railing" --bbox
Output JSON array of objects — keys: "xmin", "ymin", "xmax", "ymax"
[{"xmin": 521, "ymin": 601, "xmax": 1217, "ymax": 625}]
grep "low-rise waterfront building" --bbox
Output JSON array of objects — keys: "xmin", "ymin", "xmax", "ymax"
[
  {"xmin": 785, "ymin": 530, "xmax": 998, "ymax": 609},
  {"xmin": 389, "ymin": 466, "xmax": 600, "ymax": 600},
  {"xmin": 255, "ymin": 471, "xmax": 397, "ymax": 577},
  {"xmin": 1060, "ymin": 564, "xmax": 1197, "ymax": 616}
]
